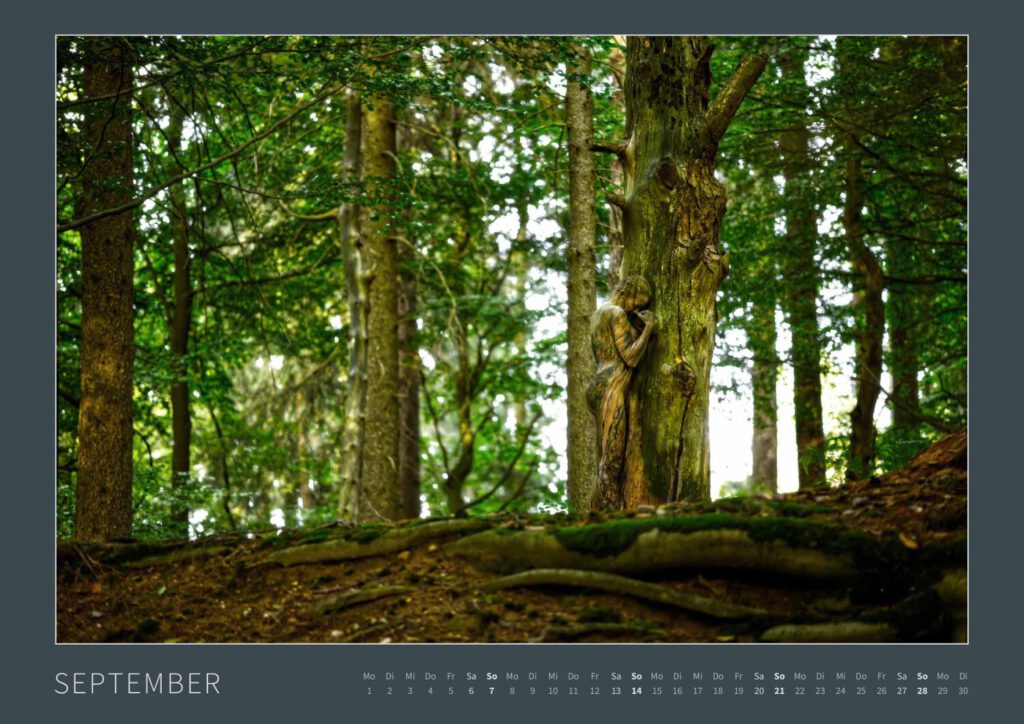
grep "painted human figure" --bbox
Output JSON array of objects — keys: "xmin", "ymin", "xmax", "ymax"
[{"xmin": 586, "ymin": 276, "xmax": 655, "ymax": 511}]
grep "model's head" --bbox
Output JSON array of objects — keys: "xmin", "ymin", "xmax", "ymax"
[{"xmin": 612, "ymin": 275, "xmax": 651, "ymax": 312}]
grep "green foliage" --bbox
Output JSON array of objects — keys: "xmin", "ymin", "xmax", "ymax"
[
  {"xmin": 131, "ymin": 468, "xmax": 216, "ymax": 540},
  {"xmin": 57, "ymin": 35, "xmax": 966, "ymax": 539}
]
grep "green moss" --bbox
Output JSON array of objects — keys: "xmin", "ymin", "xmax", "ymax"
[
  {"xmin": 257, "ymin": 534, "xmax": 285, "ymax": 549},
  {"xmin": 406, "ymin": 517, "xmax": 446, "ymax": 528},
  {"xmin": 553, "ymin": 514, "xmax": 715, "ymax": 556},
  {"xmin": 743, "ymin": 516, "xmax": 873, "ymax": 552},
  {"xmin": 298, "ymin": 529, "xmax": 332, "ymax": 546},
  {"xmin": 765, "ymin": 500, "xmax": 833, "ymax": 517},
  {"xmin": 690, "ymin": 496, "xmax": 832, "ymax": 518},
  {"xmin": 551, "ymin": 513, "xmax": 873, "ymax": 559},
  {"xmin": 348, "ymin": 524, "xmax": 389, "ymax": 544},
  {"xmin": 547, "ymin": 512, "xmax": 942, "ymax": 589}
]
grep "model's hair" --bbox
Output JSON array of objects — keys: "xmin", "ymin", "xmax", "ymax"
[{"xmin": 612, "ymin": 275, "xmax": 651, "ymax": 309}]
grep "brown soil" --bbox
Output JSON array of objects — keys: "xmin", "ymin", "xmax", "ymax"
[{"xmin": 57, "ymin": 431, "xmax": 966, "ymax": 644}]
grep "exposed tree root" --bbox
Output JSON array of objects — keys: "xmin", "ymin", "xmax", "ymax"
[
  {"xmin": 448, "ymin": 515, "xmax": 963, "ymax": 595},
  {"xmin": 759, "ymin": 621, "xmax": 898, "ymax": 643},
  {"xmin": 449, "ymin": 523, "xmax": 861, "ymax": 580},
  {"xmin": 313, "ymin": 586, "xmax": 413, "ymax": 617},
  {"xmin": 482, "ymin": 568, "xmax": 767, "ymax": 620},
  {"xmin": 933, "ymin": 568, "xmax": 967, "ymax": 642},
  {"xmin": 124, "ymin": 545, "xmax": 230, "ymax": 568},
  {"xmin": 58, "ymin": 540, "xmax": 190, "ymax": 565},
  {"xmin": 934, "ymin": 568, "xmax": 966, "ymax": 609},
  {"xmin": 337, "ymin": 622, "xmax": 390, "ymax": 642},
  {"xmin": 266, "ymin": 518, "xmax": 491, "ymax": 566},
  {"xmin": 755, "ymin": 587, "xmax": 953, "ymax": 642}
]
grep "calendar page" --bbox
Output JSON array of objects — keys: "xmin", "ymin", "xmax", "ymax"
[{"xmin": 12, "ymin": 2, "xmax": 1014, "ymax": 724}]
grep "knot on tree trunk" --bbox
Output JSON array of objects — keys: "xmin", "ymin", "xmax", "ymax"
[
  {"xmin": 657, "ymin": 156, "xmax": 678, "ymax": 189},
  {"xmin": 662, "ymin": 358, "xmax": 697, "ymax": 398}
]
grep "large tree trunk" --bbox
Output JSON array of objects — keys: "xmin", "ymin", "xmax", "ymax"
[
  {"xmin": 337, "ymin": 91, "xmax": 369, "ymax": 521},
  {"xmin": 166, "ymin": 99, "xmax": 192, "ymax": 537},
  {"xmin": 359, "ymin": 94, "xmax": 403, "ymax": 521},
  {"xmin": 845, "ymin": 133, "xmax": 885, "ymax": 478},
  {"xmin": 397, "ymin": 251, "xmax": 421, "ymax": 518},
  {"xmin": 778, "ymin": 52, "xmax": 826, "ymax": 489},
  {"xmin": 396, "ymin": 125, "xmax": 421, "ymax": 519},
  {"xmin": 618, "ymin": 37, "xmax": 765, "ymax": 502},
  {"xmin": 749, "ymin": 300, "xmax": 778, "ymax": 493},
  {"xmin": 607, "ymin": 158, "xmax": 625, "ymax": 295},
  {"xmin": 75, "ymin": 38, "xmax": 135, "ymax": 541},
  {"xmin": 565, "ymin": 50, "xmax": 599, "ymax": 509},
  {"xmin": 605, "ymin": 43, "xmax": 627, "ymax": 296}
]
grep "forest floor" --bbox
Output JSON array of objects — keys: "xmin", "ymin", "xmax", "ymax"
[{"xmin": 57, "ymin": 431, "xmax": 966, "ymax": 644}]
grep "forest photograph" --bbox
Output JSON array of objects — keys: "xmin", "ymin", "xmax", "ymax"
[{"xmin": 56, "ymin": 35, "xmax": 967, "ymax": 643}]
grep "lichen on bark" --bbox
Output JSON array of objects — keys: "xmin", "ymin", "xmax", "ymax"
[{"xmin": 611, "ymin": 37, "xmax": 766, "ymax": 503}]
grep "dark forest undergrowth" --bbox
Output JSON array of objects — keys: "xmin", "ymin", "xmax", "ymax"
[{"xmin": 58, "ymin": 432, "xmax": 966, "ymax": 644}]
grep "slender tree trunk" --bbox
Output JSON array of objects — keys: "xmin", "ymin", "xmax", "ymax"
[
  {"xmin": 360, "ymin": 94, "xmax": 403, "ymax": 521},
  {"xmin": 205, "ymin": 402, "xmax": 237, "ymax": 531},
  {"xmin": 565, "ymin": 50, "xmax": 599, "ymax": 509},
  {"xmin": 845, "ymin": 133, "xmax": 885, "ymax": 478},
  {"xmin": 512, "ymin": 202, "xmax": 529, "ymax": 432},
  {"xmin": 617, "ymin": 37, "xmax": 765, "ymax": 502},
  {"xmin": 442, "ymin": 326, "xmax": 474, "ymax": 517},
  {"xmin": 778, "ymin": 52, "xmax": 826, "ymax": 489},
  {"xmin": 75, "ymin": 38, "xmax": 135, "ymax": 541},
  {"xmin": 749, "ymin": 300, "xmax": 778, "ymax": 493},
  {"xmin": 876, "ymin": 37, "xmax": 925, "ymax": 435},
  {"xmin": 166, "ymin": 100, "xmax": 192, "ymax": 537},
  {"xmin": 337, "ymin": 91, "xmax": 369, "ymax": 521},
  {"xmin": 887, "ymin": 241, "xmax": 921, "ymax": 432},
  {"xmin": 296, "ymin": 416, "xmax": 315, "ymax": 515}
]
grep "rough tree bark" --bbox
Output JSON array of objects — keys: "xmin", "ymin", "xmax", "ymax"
[
  {"xmin": 359, "ymin": 94, "xmax": 403, "ymax": 521},
  {"xmin": 607, "ymin": 158, "xmax": 625, "ymax": 295},
  {"xmin": 565, "ymin": 49, "xmax": 599, "ymax": 509},
  {"xmin": 396, "ymin": 125, "xmax": 421, "ymax": 519},
  {"xmin": 605, "ymin": 42, "xmax": 627, "ymax": 295},
  {"xmin": 397, "ymin": 255, "xmax": 421, "ymax": 518},
  {"xmin": 608, "ymin": 37, "xmax": 765, "ymax": 503},
  {"xmin": 887, "ymin": 238, "xmax": 921, "ymax": 432},
  {"xmin": 75, "ymin": 38, "xmax": 135, "ymax": 541},
  {"xmin": 337, "ymin": 91, "xmax": 369, "ymax": 520},
  {"xmin": 166, "ymin": 98, "xmax": 192, "ymax": 536},
  {"xmin": 845, "ymin": 133, "xmax": 885, "ymax": 478},
  {"xmin": 749, "ymin": 300, "xmax": 779, "ymax": 493},
  {"xmin": 778, "ymin": 51, "xmax": 826, "ymax": 489}
]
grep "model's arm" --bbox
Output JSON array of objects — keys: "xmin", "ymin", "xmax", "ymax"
[{"xmin": 612, "ymin": 309, "xmax": 654, "ymax": 368}]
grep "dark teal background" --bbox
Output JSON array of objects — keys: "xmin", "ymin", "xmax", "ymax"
[{"xmin": 8, "ymin": 3, "xmax": 1010, "ymax": 721}]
